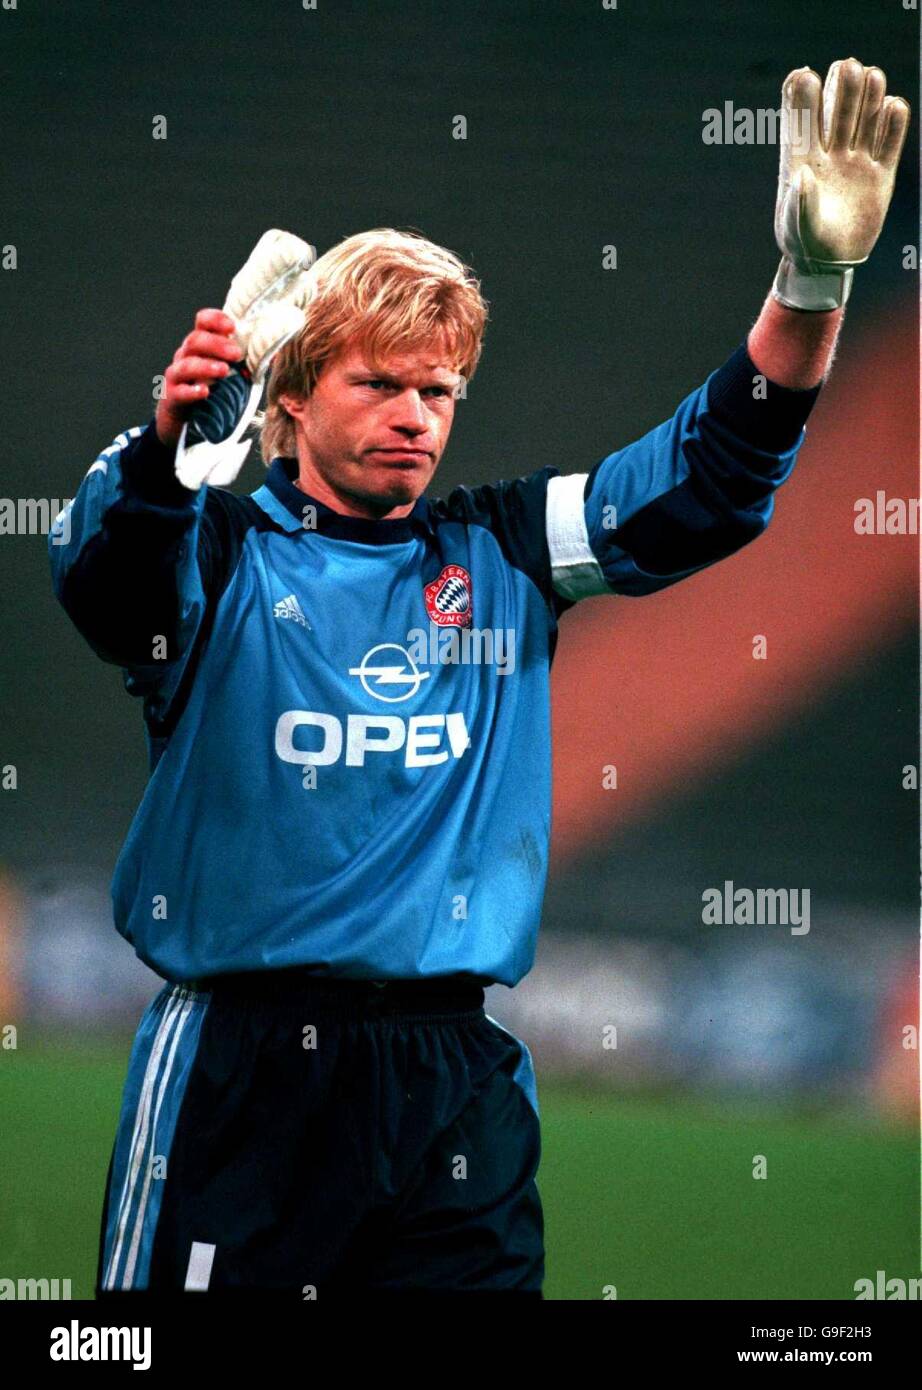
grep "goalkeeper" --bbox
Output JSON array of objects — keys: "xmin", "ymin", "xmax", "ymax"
[{"xmin": 50, "ymin": 59, "xmax": 908, "ymax": 1295}]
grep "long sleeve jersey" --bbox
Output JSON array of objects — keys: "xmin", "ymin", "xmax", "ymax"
[{"xmin": 49, "ymin": 342, "xmax": 821, "ymax": 986}]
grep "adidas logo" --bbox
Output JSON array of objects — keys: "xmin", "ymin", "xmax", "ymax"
[{"xmin": 273, "ymin": 594, "xmax": 310, "ymax": 629}]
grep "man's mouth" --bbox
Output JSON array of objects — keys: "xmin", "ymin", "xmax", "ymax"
[{"xmin": 369, "ymin": 448, "xmax": 431, "ymax": 463}]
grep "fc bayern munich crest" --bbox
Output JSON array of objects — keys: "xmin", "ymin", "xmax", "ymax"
[{"xmin": 423, "ymin": 564, "xmax": 473, "ymax": 628}]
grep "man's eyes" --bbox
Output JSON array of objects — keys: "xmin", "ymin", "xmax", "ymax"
[{"xmin": 361, "ymin": 380, "xmax": 451, "ymax": 397}]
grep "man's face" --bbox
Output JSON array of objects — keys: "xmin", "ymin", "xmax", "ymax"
[{"xmin": 279, "ymin": 336, "xmax": 462, "ymax": 519}]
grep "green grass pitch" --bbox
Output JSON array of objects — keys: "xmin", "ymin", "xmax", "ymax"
[{"xmin": 0, "ymin": 1038, "xmax": 915, "ymax": 1299}]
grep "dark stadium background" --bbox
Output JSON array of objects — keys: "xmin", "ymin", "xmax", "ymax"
[{"xmin": 0, "ymin": 0, "xmax": 917, "ymax": 1299}]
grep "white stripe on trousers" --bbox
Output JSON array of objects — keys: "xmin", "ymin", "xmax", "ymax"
[
  {"xmin": 103, "ymin": 987, "xmax": 194, "ymax": 1290},
  {"xmin": 121, "ymin": 991, "xmax": 196, "ymax": 1289}
]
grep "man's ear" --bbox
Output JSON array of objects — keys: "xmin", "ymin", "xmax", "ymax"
[{"xmin": 278, "ymin": 393, "xmax": 307, "ymax": 424}]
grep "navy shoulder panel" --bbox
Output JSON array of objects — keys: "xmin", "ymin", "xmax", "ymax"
[
  {"xmin": 146, "ymin": 486, "xmax": 277, "ymax": 742},
  {"xmin": 197, "ymin": 486, "xmax": 273, "ymax": 596},
  {"xmin": 429, "ymin": 465, "xmax": 574, "ymax": 620}
]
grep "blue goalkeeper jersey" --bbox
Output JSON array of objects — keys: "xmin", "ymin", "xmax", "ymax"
[{"xmin": 49, "ymin": 342, "xmax": 820, "ymax": 985}]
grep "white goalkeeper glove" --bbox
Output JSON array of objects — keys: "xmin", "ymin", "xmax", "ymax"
[
  {"xmin": 175, "ymin": 229, "xmax": 317, "ymax": 490},
  {"xmin": 772, "ymin": 57, "xmax": 911, "ymax": 312}
]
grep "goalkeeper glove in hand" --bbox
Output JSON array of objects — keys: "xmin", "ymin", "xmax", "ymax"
[{"xmin": 772, "ymin": 57, "xmax": 910, "ymax": 312}]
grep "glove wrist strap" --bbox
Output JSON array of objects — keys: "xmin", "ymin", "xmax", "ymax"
[{"xmin": 771, "ymin": 257, "xmax": 854, "ymax": 312}]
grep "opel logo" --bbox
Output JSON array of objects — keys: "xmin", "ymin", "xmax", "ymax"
[{"xmin": 348, "ymin": 644, "xmax": 431, "ymax": 703}]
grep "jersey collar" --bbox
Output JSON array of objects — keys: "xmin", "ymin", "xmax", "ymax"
[{"xmin": 252, "ymin": 457, "xmax": 434, "ymax": 543}]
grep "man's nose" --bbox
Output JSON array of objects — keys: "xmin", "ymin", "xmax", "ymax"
[{"xmin": 390, "ymin": 390, "xmax": 429, "ymax": 432}]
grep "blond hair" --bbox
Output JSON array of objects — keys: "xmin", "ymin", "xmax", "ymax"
[{"xmin": 256, "ymin": 228, "xmax": 489, "ymax": 464}]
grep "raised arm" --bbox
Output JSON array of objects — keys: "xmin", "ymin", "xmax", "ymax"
[
  {"xmin": 49, "ymin": 310, "xmax": 246, "ymax": 721},
  {"xmin": 546, "ymin": 57, "xmax": 910, "ymax": 606}
]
